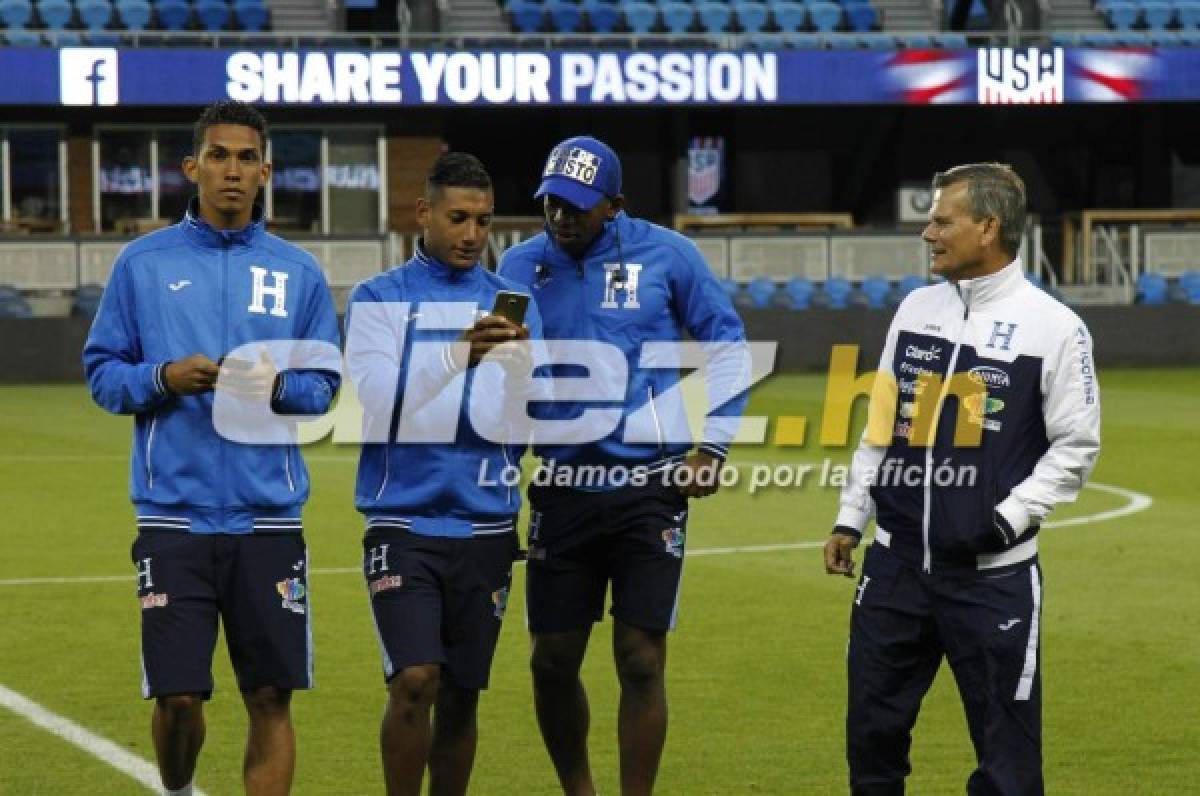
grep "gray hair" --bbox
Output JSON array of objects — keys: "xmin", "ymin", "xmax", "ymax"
[{"xmin": 932, "ymin": 163, "xmax": 1026, "ymax": 257}]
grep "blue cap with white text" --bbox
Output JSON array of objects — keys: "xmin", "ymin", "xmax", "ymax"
[{"xmin": 534, "ymin": 136, "xmax": 622, "ymax": 211}]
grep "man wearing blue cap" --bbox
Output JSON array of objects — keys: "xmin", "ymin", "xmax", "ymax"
[{"xmin": 499, "ymin": 136, "xmax": 749, "ymax": 795}]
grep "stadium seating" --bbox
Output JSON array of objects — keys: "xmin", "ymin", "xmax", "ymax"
[
  {"xmin": 506, "ymin": 0, "xmax": 544, "ymax": 32},
  {"xmin": 859, "ymin": 275, "xmax": 890, "ymax": 309},
  {"xmin": 1179, "ymin": 0, "xmax": 1200, "ymax": 28},
  {"xmin": 1142, "ymin": 0, "xmax": 1174, "ymax": 28},
  {"xmin": 77, "ymin": 0, "xmax": 112, "ymax": 29},
  {"xmin": 234, "ymin": 0, "xmax": 269, "ymax": 30},
  {"xmin": 0, "ymin": 0, "xmax": 33, "ymax": 27},
  {"xmin": 808, "ymin": 0, "xmax": 842, "ymax": 31},
  {"xmin": 734, "ymin": 1, "xmax": 768, "ymax": 33},
  {"xmin": 72, "ymin": 284, "xmax": 104, "ymax": 318},
  {"xmin": 116, "ymin": 0, "xmax": 151, "ymax": 29},
  {"xmin": 0, "ymin": 289, "xmax": 34, "ymax": 319},
  {"xmin": 155, "ymin": 0, "xmax": 192, "ymax": 29},
  {"xmin": 844, "ymin": 2, "xmax": 876, "ymax": 31},
  {"xmin": 1105, "ymin": 1, "xmax": 1139, "ymax": 30},
  {"xmin": 822, "ymin": 276, "xmax": 853, "ymax": 309},
  {"xmin": 660, "ymin": 0, "xmax": 694, "ymax": 33},
  {"xmin": 195, "ymin": 0, "xmax": 230, "ymax": 30},
  {"xmin": 1178, "ymin": 270, "xmax": 1200, "ymax": 302},
  {"xmin": 769, "ymin": 1, "xmax": 806, "ymax": 33},
  {"xmin": 546, "ymin": 0, "xmax": 583, "ymax": 32},
  {"xmin": 619, "ymin": 0, "xmax": 656, "ymax": 32},
  {"xmin": 782, "ymin": 276, "xmax": 815, "ymax": 310},
  {"xmin": 36, "ymin": 0, "xmax": 72, "ymax": 29},
  {"xmin": 697, "ymin": 1, "xmax": 731, "ymax": 32},
  {"xmin": 744, "ymin": 276, "xmax": 779, "ymax": 309},
  {"xmin": 1136, "ymin": 272, "xmax": 1168, "ymax": 304},
  {"xmin": 582, "ymin": 0, "xmax": 620, "ymax": 31}
]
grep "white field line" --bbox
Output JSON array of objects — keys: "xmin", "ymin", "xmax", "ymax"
[
  {"xmin": 0, "ymin": 482, "xmax": 1152, "ymax": 588},
  {"xmin": 0, "ymin": 684, "xmax": 210, "ymax": 795}
]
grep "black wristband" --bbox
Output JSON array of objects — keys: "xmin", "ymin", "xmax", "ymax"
[{"xmin": 832, "ymin": 524, "xmax": 862, "ymax": 541}]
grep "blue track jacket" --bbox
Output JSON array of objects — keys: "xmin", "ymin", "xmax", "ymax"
[
  {"xmin": 347, "ymin": 247, "xmax": 544, "ymax": 538},
  {"xmin": 498, "ymin": 211, "xmax": 749, "ymax": 471},
  {"xmin": 83, "ymin": 201, "xmax": 341, "ymax": 534}
]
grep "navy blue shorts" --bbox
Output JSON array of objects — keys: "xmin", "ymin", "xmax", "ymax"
[
  {"xmin": 525, "ymin": 482, "xmax": 689, "ymax": 634},
  {"xmin": 363, "ymin": 528, "xmax": 519, "ymax": 690},
  {"xmin": 132, "ymin": 531, "xmax": 312, "ymax": 700}
]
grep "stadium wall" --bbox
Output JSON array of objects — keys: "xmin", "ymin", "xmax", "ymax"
[{"xmin": 4, "ymin": 307, "xmax": 1196, "ymax": 385}]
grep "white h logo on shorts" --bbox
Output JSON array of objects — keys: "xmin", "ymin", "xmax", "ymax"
[
  {"xmin": 136, "ymin": 557, "xmax": 153, "ymax": 590},
  {"xmin": 366, "ymin": 544, "xmax": 389, "ymax": 576}
]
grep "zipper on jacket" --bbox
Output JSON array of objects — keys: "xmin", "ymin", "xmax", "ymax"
[
  {"xmin": 146, "ymin": 415, "xmax": 158, "ymax": 489},
  {"xmin": 647, "ymin": 386, "xmax": 665, "ymax": 452},
  {"xmin": 220, "ymin": 244, "xmax": 228, "ymax": 528},
  {"xmin": 920, "ymin": 288, "xmax": 971, "ymax": 573}
]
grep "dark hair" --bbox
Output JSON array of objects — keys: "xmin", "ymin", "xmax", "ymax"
[
  {"xmin": 932, "ymin": 163, "xmax": 1027, "ymax": 256},
  {"xmin": 426, "ymin": 152, "xmax": 492, "ymax": 198},
  {"xmin": 193, "ymin": 100, "xmax": 268, "ymax": 156}
]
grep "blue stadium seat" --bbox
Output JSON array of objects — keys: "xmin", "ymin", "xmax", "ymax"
[
  {"xmin": 0, "ymin": 284, "xmax": 20, "ymax": 301},
  {"xmin": 1177, "ymin": 0, "xmax": 1200, "ymax": 27},
  {"xmin": 582, "ymin": 0, "xmax": 619, "ymax": 30},
  {"xmin": 718, "ymin": 277, "xmax": 740, "ymax": 299},
  {"xmin": 823, "ymin": 276, "xmax": 853, "ymax": 309},
  {"xmin": 116, "ymin": 0, "xmax": 152, "ymax": 29},
  {"xmin": 1106, "ymin": 1, "xmax": 1140, "ymax": 30},
  {"xmin": 844, "ymin": 1, "xmax": 875, "ymax": 30},
  {"xmin": 1142, "ymin": 0, "xmax": 1173, "ymax": 27},
  {"xmin": 1136, "ymin": 272, "xmax": 1168, "ymax": 304},
  {"xmin": 860, "ymin": 275, "xmax": 890, "ymax": 309},
  {"xmin": 660, "ymin": 0, "xmax": 693, "ymax": 32},
  {"xmin": 77, "ymin": 0, "xmax": 112, "ymax": 29},
  {"xmin": 0, "ymin": 289, "xmax": 34, "ymax": 318},
  {"xmin": 783, "ymin": 276, "xmax": 815, "ymax": 310},
  {"xmin": 770, "ymin": 0, "xmax": 805, "ymax": 31},
  {"xmin": 808, "ymin": 0, "xmax": 841, "ymax": 30},
  {"xmin": 36, "ymin": 0, "xmax": 72, "ymax": 28},
  {"xmin": 896, "ymin": 273, "xmax": 926, "ymax": 298},
  {"xmin": 234, "ymin": 0, "xmax": 268, "ymax": 30},
  {"xmin": 506, "ymin": 0, "xmax": 544, "ymax": 32},
  {"xmin": 547, "ymin": 0, "xmax": 584, "ymax": 31},
  {"xmin": 621, "ymin": 0, "xmax": 657, "ymax": 32},
  {"xmin": 73, "ymin": 284, "xmax": 104, "ymax": 318},
  {"xmin": 155, "ymin": 0, "xmax": 190, "ymax": 29},
  {"xmin": 697, "ymin": 1, "xmax": 732, "ymax": 31},
  {"xmin": 734, "ymin": 0, "xmax": 768, "ymax": 32},
  {"xmin": 1179, "ymin": 270, "xmax": 1200, "ymax": 302},
  {"xmin": 745, "ymin": 276, "xmax": 778, "ymax": 309},
  {"xmin": 194, "ymin": 0, "xmax": 229, "ymax": 29},
  {"xmin": 0, "ymin": 0, "xmax": 33, "ymax": 27}
]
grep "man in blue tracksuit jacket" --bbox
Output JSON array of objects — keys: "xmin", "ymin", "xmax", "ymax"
[
  {"xmin": 346, "ymin": 153, "xmax": 542, "ymax": 796},
  {"xmin": 498, "ymin": 135, "xmax": 749, "ymax": 795},
  {"xmin": 83, "ymin": 102, "xmax": 340, "ymax": 796}
]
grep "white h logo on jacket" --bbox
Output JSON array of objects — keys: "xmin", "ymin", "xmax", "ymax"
[{"xmin": 248, "ymin": 266, "xmax": 289, "ymax": 317}]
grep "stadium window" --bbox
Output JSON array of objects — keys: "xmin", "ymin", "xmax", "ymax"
[
  {"xmin": 268, "ymin": 129, "xmax": 323, "ymax": 234},
  {"xmin": 157, "ymin": 128, "xmax": 194, "ymax": 225},
  {"xmin": 96, "ymin": 129, "xmax": 154, "ymax": 234},
  {"xmin": 1, "ymin": 127, "xmax": 67, "ymax": 235},
  {"xmin": 266, "ymin": 126, "xmax": 385, "ymax": 236}
]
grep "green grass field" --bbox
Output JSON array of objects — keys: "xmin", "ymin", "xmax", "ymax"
[{"xmin": 2, "ymin": 368, "xmax": 1198, "ymax": 794}]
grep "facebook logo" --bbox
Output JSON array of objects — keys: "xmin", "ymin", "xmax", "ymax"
[{"xmin": 60, "ymin": 48, "xmax": 119, "ymax": 106}]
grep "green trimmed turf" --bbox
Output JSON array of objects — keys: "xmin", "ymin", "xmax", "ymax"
[{"xmin": 0, "ymin": 368, "xmax": 1197, "ymax": 793}]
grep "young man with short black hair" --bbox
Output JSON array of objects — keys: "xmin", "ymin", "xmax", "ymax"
[
  {"xmin": 84, "ymin": 100, "xmax": 341, "ymax": 796},
  {"xmin": 346, "ymin": 152, "xmax": 541, "ymax": 796}
]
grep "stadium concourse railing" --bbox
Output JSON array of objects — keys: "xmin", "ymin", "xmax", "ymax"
[{"xmin": 21, "ymin": 28, "xmax": 1169, "ymax": 50}]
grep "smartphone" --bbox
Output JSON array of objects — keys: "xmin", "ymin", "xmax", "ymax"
[{"xmin": 491, "ymin": 290, "xmax": 530, "ymax": 325}]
